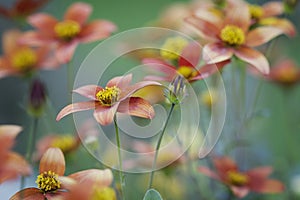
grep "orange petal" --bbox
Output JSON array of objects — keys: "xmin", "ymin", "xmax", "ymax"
[
  {"xmin": 19, "ymin": 31, "xmax": 55, "ymax": 46},
  {"xmin": 73, "ymin": 85, "xmax": 103, "ymax": 100},
  {"xmin": 246, "ymin": 27, "xmax": 284, "ymax": 47},
  {"xmin": 55, "ymin": 41, "xmax": 78, "ymax": 64},
  {"xmin": 69, "ymin": 169, "xmax": 113, "ymax": 187},
  {"xmin": 2, "ymin": 30, "xmax": 22, "ymax": 54},
  {"xmin": 64, "ymin": 2, "xmax": 92, "ymax": 26},
  {"xmin": 230, "ymin": 186, "xmax": 249, "ymax": 198},
  {"xmin": 9, "ymin": 188, "xmax": 44, "ymax": 200},
  {"xmin": 246, "ymin": 166, "xmax": 273, "ymax": 179},
  {"xmin": 178, "ymin": 42, "xmax": 201, "ymax": 67},
  {"xmin": 56, "ymin": 101, "xmax": 96, "ymax": 121},
  {"xmin": 213, "ymin": 156, "xmax": 238, "ymax": 177},
  {"xmin": 118, "ymin": 97, "xmax": 155, "ymax": 119},
  {"xmin": 250, "ymin": 179, "xmax": 284, "ymax": 193},
  {"xmin": 203, "ymin": 43, "xmax": 234, "ymax": 64},
  {"xmin": 191, "ymin": 60, "xmax": 230, "ymax": 81},
  {"xmin": 39, "ymin": 148, "xmax": 65, "ymax": 175},
  {"xmin": 234, "ymin": 47, "xmax": 269, "ymax": 74},
  {"xmin": 93, "ymin": 103, "xmax": 119, "ymax": 125},
  {"xmin": 262, "ymin": 2, "xmax": 284, "ymax": 17},
  {"xmin": 0, "ymin": 125, "xmax": 22, "ymax": 153},
  {"xmin": 260, "ymin": 18, "xmax": 296, "ymax": 37},
  {"xmin": 27, "ymin": 13, "xmax": 57, "ymax": 35}
]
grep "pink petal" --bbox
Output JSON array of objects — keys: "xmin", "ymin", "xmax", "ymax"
[
  {"xmin": 36, "ymin": 46, "xmax": 60, "ymax": 70},
  {"xmin": 246, "ymin": 166, "xmax": 273, "ymax": 179},
  {"xmin": 234, "ymin": 46, "xmax": 269, "ymax": 74},
  {"xmin": 2, "ymin": 30, "xmax": 21, "ymax": 54},
  {"xmin": 55, "ymin": 41, "xmax": 78, "ymax": 64},
  {"xmin": 203, "ymin": 43, "xmax": 234, "ymax": 64},
  {"xmin": 39, "ymin": 148, "xmax": 65, "ymax": 175},
  {"xmin": 79, "ymin": 20, "xmax": 117, "ymax": 43},
  {"xmin": 230, "ymin": 186, "xmax": 249, "ymax": 198},
  {"xmin": 213, "ymin": 156, "xmax": 238, "ymax": 177},
  {"xmin": 64, "ymin": 2, "xmax": 92, "ymax": 26},
  {"xmin": 198, "ymin": 166, "xmax": 220, "ymax": 180},
  {"xmin": 27, "ymin": 13, "xmax": 57, "ymax": 36},
  {"xmin": 250, "ymin": 179, "xmax": 284, "ymax": 193},
  {"xmin": 261, "ymin": 18, "xmax": 296, "ymax": 37},
  {"xmin": 262, "ymin": 2, "xmax": 284, "ymax": 17},
  {"xmin": 142, "ymin": 58, "xmax": 177, "ymax": 74},
  {"xmin": 9, "ymin": 188, "xmax": 45, "ymax": 200},
  {"xmin": 0, "ymin": 125, "xmax": 22, "ymax": 153},
  {"xmin": 93, "ymin": 103, "xmax": 119, "ymax": 126},
  {"xmin": 68, "ymin": 169, "xmax": 113, "ymax": 187},
  {"xmin": 178, "ymin": 42, "xmax": 201, "ymax": 67},
  {"xmin": 107, "ymin": 74, "xmax": 132, "ymax": 89},
  {"xmin": 191, "ymin": 60, "xmax": 230, "ymax": 81},
  {"xmin": 118, "ymin": 97, "xmax": 155, "ymax": 119},
  {"xmin": 246, "ymin": 27, "xmax": 284, "ymax": 47},
  {"xmin": 73, "ymin": 85, "xmax": 103, "ymax": 100},
  {"xmin": 56, "ymin": 101, "xmax": 96, "ymax": 121},
  {"xmin": 19, "ymin": 31, "xmax": 56, "ymax": 46}
]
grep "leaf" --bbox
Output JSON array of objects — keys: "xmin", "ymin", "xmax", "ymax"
[{"xmin": 143, "ymin": 189, "xmax": 163, "ymax": 200}]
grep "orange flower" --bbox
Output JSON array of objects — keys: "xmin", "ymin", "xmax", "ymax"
[
  {"xmin": 0, "ymin": 30, "xmax": 58, "ymax": 79},
  {"xmin": 56, "ymin": 74, "xmax": 161, "ymax": 125},
  {"xmin": 185, "ymin": 0, "xmax": 288, "ymax": 74},
  {"xmin": 20, "ymin": 2, "xmax": 117, "ymax": 64},
  {"xmin": 199, "ymin": 156, "xmax": 284, "ymax": 198},
  {"xmin": 0, "ymin": 125, "xmax": 31, "ymax": 184}
]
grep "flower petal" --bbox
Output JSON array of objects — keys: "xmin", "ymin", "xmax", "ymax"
[
  {"xmin": 250, "ymin": 179, "xmax": 284, "ymax": 193},
  {"xmin": 262, "ymin": 2, "xmax": 284, "ymax": 18},
  {"xmin": 213, "ymin": 156, "xmax": 238, "ymax": 177},
  {"xmin": 203, "ymin": 43, "xmax": 234, "ymax": 64},
  {"xmin": 55, "ymin": 41, "xmax": 78, "ymax": 64},
  {"xmin": 0, "ymin": 125, "xmax": 22, "ymax": 153},
  {"xmin": 191, "ymin": 60, "xmax": 230, "ymax": 81},
  {"xmin": 19, "ymin": 31, "xmax": 55, "ymax": 46},
  {"xmin": 234, "ymin": 46, "xmax": 269, "ymax": 74},
  {"xmin": 143, "ymin": 58, "xmax": 177, "ymax": 74},
  {"xmin": 73, "ymin": 85, "xmax": 103, "ymax": 100},
  {"xmin": 93, "ymin": 103, "xmax": 119, "ymax": 125},
  {"xmin": 27, "ymin": 13, "xmax": 57, "ymax": 36},
  {"xmin": 118, "ymin": 97, "xmax": 155, "ymax": 119},
  {"xmin": 246, "ymin": 166, "xmax": 273, "ymax": 179},
  {"xmin": 56, "ymin": 101, "xmax": 96, "ymax": 121},
  {"xmin": 198, "ymin": 166, "xmax": 220, "ymax": 180},
  {"xmin": 64, "ymin": 2, "xmax": 92, "ymax": 26},
  {"xmin": 178, "ymin": 42, "xmax": 201, "ymax": 67},
  {"xmin": 69, "ymin": 169, "xmax": 113, "ymax": 187},
  {"xmin": 246, "ymin": 27, "xmax": 284, "ymax": 47},
  {"xmin": 39, "ymin": 148, "xmax": 65, "ymax": 175},
  {"xmin": 106, "ymin": 74, "xmax": 132, "ymax": 89},
  {"xmin": 2, "ymin": 30, "xmax": 21, "ymax": 54},
  {"xmin": 9, "ymin": 188, "xmax": 44, "ymax": 200},
  {"xmin": 230, "ymin": 186, "xmax": 249, "ymax": 198},
  {"xmin": 260, "ymin": 18, "xmax": 296, "ymax": 37}
]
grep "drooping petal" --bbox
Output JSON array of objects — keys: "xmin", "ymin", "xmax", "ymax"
[
  {"xmin": 260, "ymin": 18, "xmax": 296, "ymax": 37},
  {"xmin": 106, "ymin": 73, "xmax": 132, "ymax": 89},
  {"xmin": 56, "ymin": 101, "xmax": 96, "ymax": 121},
  {"xmin": 246, "ymin": 26, "xmax": 284, "ymax": 47},
  {"xmin": 64, "ymin": 2, "xmax": 92, "ymax": 26},
  {"xmin": 203, "ymin": 43, "xmax": 234, "ymax": 64},
  {"xmin": 79, "ymin": 20, "xmax": 117, "ymax": 43},
  {"xmin": 246, "ymin": 166, "xmax": 273, "ymax": 179},
  {"xmin": 27, "ymin": 13, "xmax": 57, "ymax": 36},
  {"xmin": 69, "ymin": 169, "xmax": 113, "ymax": 187},
  {"xmin": 118, "ymin": 97, "xmax": 155, "ymax": 119},
  {"xmin": 73, "ymin": 85, "xmax": 103, "ymax": 100},
  {"xmin": 39, "ymin": 148, "xmax": 65, "ymax": 175},
  {"xmin": 213, "ymin": 156, "xmax": 238, "ymax": 178},
  {"xmin": 178, "ymin": 42, "xmax": 201, "ymax": 67},
  {"xmin": 250, "ymin": 179, "xmax": 284, "ymax": 193},
  {"xmin": 234, "ymin": 46, "xmax": 269, "ymax": 74},
  {"xmin": 19, "ymin": 31, "xmax": 56, "ymax": 46},
  {"xmin": 2, "ymin": 30, "xmax": 21, "ymax": 54},
  {"xmin": 55, "ymin": 41, "xmax": 79, "ymax": 64},
  {"xmin": 198, "ymin": 166, "xmax": 220, "ymax": 180},
  {"xmin": 9, "ymin": 188, "xmax": 45, "ymax": 200},
  {"xmin": 230, "ymin": 186, "xmax": 250, "ymax": 198},
  {"xmin": 262, "ymin": 2, "xmax": 284, "ymax": 18},
  {"xmin": 93, "ymin": 103, "xmax": 119, "ymax": 125},
  {"xmin": 191, "ymin": 60, "xmax": 230, "ymax": 81},
  {"xmin": 0, "ymin": 125, "xmax": 22, "ymax": 153}
]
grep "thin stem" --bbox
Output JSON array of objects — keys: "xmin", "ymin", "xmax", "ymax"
[
  {"xmin": 113, "ymin": 115, "xmax": 125, "ymax": 200},
  {"xmin": 67, "ymin": 61, "xmax": 74, "ymax": 102},
  {"xmin": 148, "ymin": 103, "xmax": 175, "ymax": 189}
]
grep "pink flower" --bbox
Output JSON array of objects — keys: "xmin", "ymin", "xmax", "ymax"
[
  {"xmin": 20, "ymin": 2, "xmax": 117, "ymax": 64},
  {"xmin": 185, "ymin": 0, "xmax": 288, "ymax": 74},
  {"xmin": 56, "ymin": 74, "xmax": 161, "ymax": 125},
  {"xmin": 199, "ymin": 156, "xmax": 284, "ymax": 198}
]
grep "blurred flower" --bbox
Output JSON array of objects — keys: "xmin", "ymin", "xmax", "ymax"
[
  {"xmin": 199, "ymin": 156, "xmax": 284, "ymax": 198},
  {"xmin": 28, "ymin": 79, "xmax": 47, "ymax": 117},
  {"xmin": 0, "ymin": 0, "xmax": 49, "ymax": 20},
  {"xmin": 160, "ymin": 36, "xmax": 189, "ymax": 60},
  {"xmin": 0, "ymin": 29, "xmax": 58, "ymax": 79},
  {"xmin": 21, "ymin": 2, "xmax": 117, "ymax": 64},
  {"xmin": 185, "ymin": 0, "xmax": 288, "ymax": 74},
  {"xmin": 10, "ymin": 148, "xmax": 74, "ymax": 200},
  {"xmin": 56, "ymin": 74, "xmax": 161, "ymax": 125},
  {"xmin": 290, "ymin": 174, "xmax": 300, "ymax": 196},
  {"xmin": 200, "ymin": 88, "xmax": 219, "ymax": 108},
  {"xmin": 283, "ymin": 0, "xmax": 299, "ymax": 13},
  {"xmin": 143, "ymin": 41, "xmax": 229, "ymax": 82},
  {"xmin": 0, "ymin": 125, "xmax": 31, "ymax": 184}
]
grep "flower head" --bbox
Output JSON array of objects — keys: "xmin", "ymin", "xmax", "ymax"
[
  {"xmin": 56, "ymin": 74, "xmax": 161, "ymax": 125},
  {"xmin": 20, "ymin": 2, "xmax": 117, "ymax": 63}
]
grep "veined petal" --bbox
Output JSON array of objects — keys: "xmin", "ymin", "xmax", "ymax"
[
  {"xmin": 178, "ymin": 42, "xmax": 201, "ymax": 67},
  {"xmin": 27, "ymin": 13, "xmax": 57, "ymax": 35},
  {"xmin": 198, "ymin": 166, "xmax": 220, "ymax": 180},
  {"xmin": 39, "ymin": 148, "xmax": 65, "ymax": 175},
  {"xmin": 262, "ymin": 2, "xmax": 284, "ymax": 17},
  {"xmin": 73, "ymin": 85, "xmax": 103, "ymax": 100},
  {"xmin": 9, "ymin": 188, "xmax": 44, "ymax": 200},
  {"xmin": 203, "ymin": 43, "xmax": 233, "ymax": 64},
  {"xmin": 56, "ymin": 101, "xmax": 96, "ymax": 121},
  {"xmin": 246, "ymin": 27, "xmax": 284, "ymax": 47},
  {"xmin": 2, "ymin": 30, "xmax": 21, "ymax": 54},
  {"xmin": 191, "ymin": 60, "xmax": 230, "ymax": 81},
  {"xmin": 93, "ymin": 103, "xmax": 119, "ymax": 125},
  {"xmin": 118, "ymin": 97, "xmax": 155, "ymax": 119},
  {"xmin": 234, "ymin": 47, "xmax": 269, "ymax": 74},
  {"xmin": 69, "ymin": 169, "xmax": 113, "ymax": 187},
  {"xmin": 55, "ymin": 41, "xmax": 78, "ymax": 64},
  {"xmin": 64, "ymin": 2, "xmax": 92, "ymax": 26},
  {"xmin": 107, "ymin": 74, "xmax": 132, "ymax": 89}
]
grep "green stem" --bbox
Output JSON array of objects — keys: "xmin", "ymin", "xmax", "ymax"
[
  {"xmin": 113, "ymin": 115, "xmax": 125, "ymax": 200},
  {"xmin": 67, "ymin": 61, "xmax": 74, "ymax": 101},
  {"xmin": 148, "ymin": 103, "xmax": 175, "ymax": 189}
]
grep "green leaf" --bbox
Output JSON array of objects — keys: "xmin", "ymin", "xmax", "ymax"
[{"xmin": 143, "ymin": 189, "xmax": 163, "ymax": 200}]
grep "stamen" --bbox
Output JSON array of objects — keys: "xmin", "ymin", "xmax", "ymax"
[
  {"xmin": 96, "ymin": 86, "xmax": 120, "ymax": 106},
  {"xmin": 177, "ymin": 66, "xmax": 197, "ymax": 79},
  {"xmin": 36, "ymin": 171, "xmax": 61, "ymax": 192},
  {"xmin": 227, "ymin": 171, "xmax": 249, "ymax": 186},
  {"xmin": 54, "ymin": 20, "xmax": 81, "ymax": 41},
  {"xmin": 160, "ymin": 37, "xmax": 188, "ymax": 60},
  {"xmin": 11, "ymin": 48, "xmax": 37, "ymax": 71},
  {"xmin": 220, "ymin": 25, "xmax": 245, "ymax": 46}
]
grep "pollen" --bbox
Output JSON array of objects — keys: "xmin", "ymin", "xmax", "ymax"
[
  {"xmin": 177, "ymin": 66, "xmax": 197, "ymax": 79},
  {"xmin": 96, "ymin": 86, "xmax": 120, "ymax": 106},
  {"xmin": 249, "ymin": 4, "xmax": 264, "ymax": 19},
  {"xmin": 51, "ymin": 135, "xmax": 77, "ymax": 153},
  {"xmin": 227, "ymin": 171, "xmax": 249, "ymax": 186},
  {"xmin": 11, "ymin": 48, "xmax": 37, "ymax": 71},
  {"xmin": 36, "ymin": 171, "xmax": 61, "ymax": 192},
  {"xmin": 220, "ymin": 25, "xmax": 245, "ymax": 46},
  {"xmin": 92, "ymin": 187, "xmax": 116, "ymax": 200},
  {"xmin": 54, "ymin": 20, "xmax": 81, "ymax": 41},
  {"xmin": 160, "ymin": 36, "xmax": 188, "ymax": 60}
]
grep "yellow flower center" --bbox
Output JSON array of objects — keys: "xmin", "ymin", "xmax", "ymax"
[
  {"xmin": 96, "ymin": 86, "xmax": 120, "ymax": 106},
  {"xmin": 51, "ymin": 135, "xmax": 77, "ymax": 153},
  {"xmin": 220, "ymin": 25, "xmax": 245, "ymax": 46},
  {"xmin": 36, "ymin": 171, "xmax": 61, "ymax": 192},
  {"xmin": 11, "ymin": 48, "xmax": 37, "ymax": 71},
  {"xmin": 177, "ymin": 66, "xmax": 197, "ymax": 79},
  {"xmin": 160, "ymin": 36, "xmax": 188, "ymax": 60},
  {"xmin": 276, "ymin": 67, "xmax": 298, "ymax": 83},
  {"xmin": 92, "ymin": 187, "xmax": 117, "ymax": 200},
  {"xmin": 200, "ymin": 89, "xmax": 218, "ymax": 108},
  {"xmin": 249, "ymin": 4, "xmax": 264, "ymax": 19},
  {"xmin": 54, "ymin": 20, "xmax": 81, "ymax": 41},
  {"xmin": 227, "ymin": 171, "xmax": 249, "ymax": 186}
]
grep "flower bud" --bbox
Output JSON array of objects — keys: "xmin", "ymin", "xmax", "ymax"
[
  {"xmin": 165, "ymin": 75, "xmax": 186, "ymax": 104},
  {"xmin": 28, "ymin": 79, "xmax": 46, "ymax": 117}
]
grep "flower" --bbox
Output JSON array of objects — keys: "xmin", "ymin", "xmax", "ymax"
[
  {"xmin": 198, "ymin": 156, "xmax": 284, "ymax": 198},
  {"xmin": 28, "ymin": 79, "xmax": 47, "ymax": 117},
  {"xmin": 56, "ymin": 74, "xmax": 161, "ymax": 125},
  {"xmin": 185, "ymin": 0, "xmax": 288, "ymax": 74},
  {"xmin": 21, "ymin": 2, "xmax": 117, "ymax": 64},
  {"xmin": 0, "ymin": 125, "xmax": 31, "ymax": 184},
  {"xmin": 0, "ymin": 29, "xmax": 58, "ymax": 79},
  {"xmin": 10, "ymin": 148, "xmax": 74, "ymax": 200}
]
